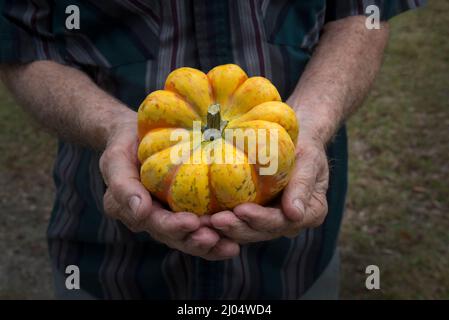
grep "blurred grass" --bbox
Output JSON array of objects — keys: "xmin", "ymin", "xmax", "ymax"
[
  {"xmin": 340, "ymin": 0, "xmax": 449, "ymax": 299},
  {"xmin": 0, "ymin": 0, "xmax": 447, "ymax": 299},
  {"xmin": 0, "ymin": 70, "xmax": 55, "ymax": 299}
]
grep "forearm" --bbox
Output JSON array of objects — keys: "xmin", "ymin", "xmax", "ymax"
[
  {"xmin": 288, "ymin": 16, "xmax": 390, "ymax": 144},
  {"xmin": 0, "ymin": 60, "xmax": 134, "ymax": 150}
]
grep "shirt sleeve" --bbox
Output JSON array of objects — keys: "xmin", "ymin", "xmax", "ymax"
[
  {"xmin": 0, "ymin": 0, "xmax": 65, "ymax": 64},
  {"xmin": 325, "ymin": 0, "xmax": 427, "ymax": 22}
]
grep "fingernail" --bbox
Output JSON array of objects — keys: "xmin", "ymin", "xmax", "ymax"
[
  {"xmin": 129, "ymin": 196, "xmax": 141, "ymax": 217},
  {"xmin": 293, "ymin": 199, "xmax": 304, "ymax": 221}
]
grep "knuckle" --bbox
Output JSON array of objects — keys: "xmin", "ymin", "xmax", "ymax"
[
  {"xmin": 106, "ymin": 145, "xmax": 124, "ymax": 158},
  {"xmin": 103, "ymin": 193, "xmax": 146, "ymax": 233},
  {"xmin": 99, "ymin": 148, "xmax": 122, "ymax": 183},
  {"xmin": 100, "ymin": 145, "xmax": 122, "ymax": 166},
  {"xmin": 157, "ymin": 214, "xmax": 177, "ymax": 235},
  {"xmin": 103, "ymin": 191, "xmax": 119, "ymax": 217},
  {"xmin": 109, "ymin": 180, "xmax": 127, "ymax": 197},
  {"xmin": 170, "ymin": 215, "xmax": 188, "ymax": 232},
  {"xmin": 186, "ymin": 230, "xmax": 219, "ymax": 254},
  {"xmin": 186, "ymin": 235, "xmax": 204, "ymax": 250},
  {"xmin": 227, "ymin": 217, "xmax": 240, "ymax": 229},
  {"xmin": 99, "ymin": 155, "xmax": 109, "ymax": 179},
  {"xmin": 131, "ymin": 214, "xmax": 147, "ymax": 228}
]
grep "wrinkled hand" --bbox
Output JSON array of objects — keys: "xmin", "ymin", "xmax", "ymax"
[
  {"xmin": 99, "ymin": 115, "xmax": 239, "ymax": 260},
  {"xmin": 210, "ymin": 134, "xmax": 329, "ymax": 243}
]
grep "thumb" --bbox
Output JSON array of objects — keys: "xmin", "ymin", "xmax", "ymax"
[
  {"xmin": 100, "ymin": 146, "xmax": 152, "ymax": 222},
  {"xmin": 281, "ymin": 155, "xmax": 316, "ymax": 222}
]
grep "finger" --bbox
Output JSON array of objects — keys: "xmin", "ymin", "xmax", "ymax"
[
  {"xmin": 146, "ymin": 207, "xmax": 201, "ymax": 241},
  {"xmin": 99, "ymin": 128, "xmax": 140, "ymax": 187},
  {"xmin": 201, "ymin": 238, "xmax": 240, "ymax": 261},
  {"xmin": 233, "ymin": 203, "xmax": 288, "ymax": 234},
  {"xmin": 300, "ymin": 192, "xmax": 328, "ymax": 228},
  {"xmin": 199, "ymin": 214, "xmax": 213, "ymax": 227},
  {"xmin": 103, "ymin": 188, "xmax": 121, "ymax": 219},
  {"xmin": 100, "ymin": 145, "xmax": 152, "ymax": 223},
  {"xmin": 281, "ymin": 151, "xmax": 319, "ymax": 222},
  {"xmin": 182, "ymin": 227, "xmax": 220, "ymax": 256},
  {"xmin": 103, "ymin": 189, "xmax": 145, "ymax": 232},
  {"xmin": 210, "ymin": 211, "xmax": 267, "ymax": 243}
]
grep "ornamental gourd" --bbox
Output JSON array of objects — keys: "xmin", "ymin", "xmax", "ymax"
[{"xmin": 137, "ymin": 64, "xmax": 298, "ymax": 215}]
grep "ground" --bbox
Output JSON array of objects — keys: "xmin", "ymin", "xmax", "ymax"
[{"xmin": 0, "ymin": 1, "xmax": 447, "ymax": 299}]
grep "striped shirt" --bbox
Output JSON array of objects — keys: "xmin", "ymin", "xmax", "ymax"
[{"xmin": 0, "ymin": 0, "xmax": 424, "ymax": 299}]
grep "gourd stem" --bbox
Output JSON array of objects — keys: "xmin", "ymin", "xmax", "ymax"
[{"xmin": 207, "ymin": 104, "xmax": 221, "ymax": 130}]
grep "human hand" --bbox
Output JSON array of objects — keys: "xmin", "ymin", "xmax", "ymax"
[
  {"xmin": 210, "ymin": 124, "xmax": 329, "ymax": 243},
  {"xmin": 99, "ymin": 113, "xmax": 240, "ymax": 259}
]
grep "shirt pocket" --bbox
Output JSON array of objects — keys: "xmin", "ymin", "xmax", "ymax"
[
  {"xmin": 261, "ymin": 0, "xmax": 326, "ymax": 53},
  {"xmin": 52, "ymin": 0, "xmax": 161, "ymax": 69}
]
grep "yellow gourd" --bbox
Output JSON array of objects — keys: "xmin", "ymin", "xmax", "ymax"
[{"xmin": 137, "ymin": 64, "xmax": 298, "ymax": 215}]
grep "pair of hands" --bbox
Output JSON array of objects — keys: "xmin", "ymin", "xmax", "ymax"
[{"xmin": 99, "ymin": 112, "xmax": 329, "ymax": 261}]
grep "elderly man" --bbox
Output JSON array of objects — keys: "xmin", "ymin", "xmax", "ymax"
[{"xmin": 0, "ymin": 0, "xmax": 423, "ymax": 299}]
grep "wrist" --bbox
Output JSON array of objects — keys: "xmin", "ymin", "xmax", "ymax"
[
  {"xmin": 87, "ymin": 105, "xmax": 136, "ymax": 151},
  {"xmin": 295, "ymin": 106, "xmax": 338, "ymax": 146},
  {"xmin": 105, "ymin": 108, "xmax": 136, "ymax": 147}
]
